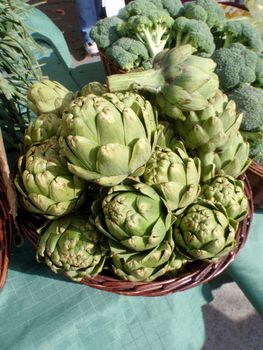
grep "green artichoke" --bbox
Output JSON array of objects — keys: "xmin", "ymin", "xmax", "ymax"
[
  {"xmin": 200, "ymin": 175, "xmax": 248, "ymax": 222},
  {"xmin": 60, "ymin": 92, "xmax": 158, "ymax": 186},
  {"xmin": 24, "ymin": 113, "xmax": 62, "ymax": 149},
  {"xmin": 176, "ymin": 90, "xmax": 243, "ymax": 153},
  {"xmin": 93, "ymin": 182, "xmax": 171, "ymax": 252},
  {"xmin": 107, "ymin": 45, "xmax": 219, "ymax": 119},
  {"xmin": 173, "ymin": 200, "xmax": 238, "ymax": 261},
  {"xmin": 143, "ymin": 145, "xmax": 201, "ymax": 212},
  {"xmin": 28, "ymin": 80, "xmax": 75, "ymax": 116},
  {"xmin": 36, "ymin": 214, "xmax": 108, "ymax": 281},
  {"xmin": 156, "ymin": 121, "xmax": 179, "ymax": 150},
  {"xmin": 110, "ymin": 229, "xmax": 186, "ymax": 282},
  {"xmin": 79, "ymin": 81, "xmax": 107, "ymax": 97},
  {"xmin": 15, "ymin": 137, "xmax": 87, "ymax": 219},
  {"xmin": 199, "ymin": 131, "xmax": 251, "ymax": 182}
]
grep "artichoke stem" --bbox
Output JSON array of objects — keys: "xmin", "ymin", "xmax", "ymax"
[{"xmin": 107, "ymin": 69, "xmax": 165, "ymax": 94}]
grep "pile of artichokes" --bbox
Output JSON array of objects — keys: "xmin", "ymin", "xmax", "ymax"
[{"xmin": 15, "ymin": 45, "xmax": 250, "ymax": 283}]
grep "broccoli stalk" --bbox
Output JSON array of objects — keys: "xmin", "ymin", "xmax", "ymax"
[{"xmin": 132, "ymin": 15, "xmax": 172, "ymax": 58}]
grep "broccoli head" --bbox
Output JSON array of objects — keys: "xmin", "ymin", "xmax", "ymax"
[
  {"xmin": 146, "ymin": 0, "xmax": 184, "ymax": 18},
  {"xmin": 183, "ymin": 3, "xmax": 208, "ymax": 23},
  {"xmin": 212, "ymin": 43, "xmax": 258, "ymax": 91},
  {"xmin": 227, "ymin": 85, "xmax": 263, "ymax": 131},
  {"xmin": 118, "ymin": 0, "xmax": 160, "ymax": 20},
  {"xmin": 195, "ymin": 0, "xmax": 225, "ymax": 31},
  {"xmin": 222, "ymin": 20, "xmax": 263, "ymax": 52},
  {"xmin": 169, "ymin": 17, "xmax": 215, "ymax": 57},
  {"xmin": 118, "ymin": 10, "xmax": 174, "ymax": 58},
  {"xmin": 241, "ymin": 129, "xmax": 263, "ymax": 165},
  {"xmin": 90, "ymin": 16, "xmax": 124, "ymax": 49},
  {"xmin": 105, "ymin": 37, "xmax": 151, "ymax": 71},
  {"xmin": 254, "ymin": 54, "xmax": 263, "ymax": 87}
]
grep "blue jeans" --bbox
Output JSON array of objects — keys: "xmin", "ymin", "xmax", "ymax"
[{"xmin": 76, "ymin": 0, "xmax": 102, "ymax": 44}]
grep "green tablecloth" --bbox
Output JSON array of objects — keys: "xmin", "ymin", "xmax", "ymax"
[
  {"xmin": 0, "ymin": 211, "xmax": 262, "ymax": 349},
  {"xmin": 228, "ymin": 210, "xmax": 263, "ymax": 317},
  {"xmin": 0, "ymin": 240, "xmax": 212, "ymax": 350}
]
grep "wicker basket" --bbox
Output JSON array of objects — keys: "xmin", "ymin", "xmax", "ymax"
[
  {"xmin": 17, "ymin": 174, "xmax": 253, "ymax": 297},
  {"xmin": 0, "ymin": 176, "xmax": 13, "ymax": 289},
  {"xmin": 245, "ymin": 161, "xmax": 263, "ymax": 209}
]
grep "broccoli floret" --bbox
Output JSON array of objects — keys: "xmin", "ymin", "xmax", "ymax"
[
  {"xmin": 254, "ymin": 54, "xmax": 263, "ymax": 87},
  {"xmin": 118, "ymin": 10, "xmax": 174, "ymax": 58},
  {"xmin": 222, "ymin": 20, "xmax": 263, "ymax": 52},
  {"xmin": 118, "ymin": 0, "xmax": 160, "ymax": 20},
  {"xmin": 183, "ymin": 3, "xmax": 208, "ymax": 23},
  {"xmin": 253, "ymin": 149, "xmax": 263, "ymax": 166},
  {"xmin": 212, "ymin": 43, "xmax": 258, "ymax": 91},
  {"xmin": 105, "ymin": 37, "xmax": 151, "ymax": 71},
  {"xmin": 169, "ymin": 17, "xmax": 215, "ymax": 57},
  {"xmin": 90, "ymin": 16, "xmax": 124, "ymax": 49},
  {"xmin": 227, "ymin": 85, "xmax": 263, "ymax": 131},
  {"xmin": 146, "ymin": 0, "xmax": 184, "ymax": 18},
  {"xmin": 195, "ymin": 0, "xmax": 225, "ymax": 31}
]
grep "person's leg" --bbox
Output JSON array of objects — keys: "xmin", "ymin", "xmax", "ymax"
[{"xmin": 76, "ymin": 0, "xmax": 101, "ymax": 53}]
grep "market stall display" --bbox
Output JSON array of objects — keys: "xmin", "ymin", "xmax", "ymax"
[{"xmin": 14, "ymin": 47, "xmax": 253, "ymax": 295}]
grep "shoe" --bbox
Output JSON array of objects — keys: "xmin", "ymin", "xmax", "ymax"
[{"xmin": 85, "ymin": 42, "xmax": 99, "ymax": 55}]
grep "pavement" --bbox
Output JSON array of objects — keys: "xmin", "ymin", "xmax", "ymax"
[
  {"xmin": 29, "ymin": 0, "xmax": 97, "ymax": 65},
  {"xmin": 30, "ymin": 1, "xmax": 263, "ymax": 349}
]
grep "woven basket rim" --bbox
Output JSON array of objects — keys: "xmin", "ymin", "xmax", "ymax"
[
  {"xmin": 17, "ymin": 174, "xmax": 253, "ymax": 296},
  {"xmin": 0, "ymin": 177, "xmax": 13, "ymax": 289},
  {"xmin": 247, "ymin": 160, "xmax": 263, "ymax": 177}
]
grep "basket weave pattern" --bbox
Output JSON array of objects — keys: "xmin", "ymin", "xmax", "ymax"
[
  {"xmin": 18, "ymin": 175, "xmax": 253, "ymax": 297},
  {"xmin": 245, "ymin": 161, "xmax": 263, "ymax": 209},
  {"xmin": 0, "ymin": 177, "xmax": 13, "ymax": 288}
]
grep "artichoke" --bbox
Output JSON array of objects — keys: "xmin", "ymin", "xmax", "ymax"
[
  {"xmin": 14, "ymin": 137, "xmax": 87, "ymax": 219},
  {"xmin": 200, "ymin": 175, "xmax": 248, "ymax": 222},
  {"xmin": 110, "ymin": 229, "xmax": 186, "ymax": 282},
  {"xmin": 60, "ymin": 92, "xmax": 158, "ymax": 186},
  {"xmin": 199, "ymin": 131, "xmax": 251, "ymax": 182},
  {"xmin": 79, "ymin": 81, "xmax": 107, "ymax": 97},
  {"xmin": 92, "ymin": 182, "xmax": 171, "ymax": 252},
  {"xmin": 173, "ymin": 200, "xmax": 238, "ymax": 261},
  {"xmin": 24, "ymin": 113, "xmax": 62, "ymax": 149},
  {"xmin": 107, "ymin": 45, "xmax": 219, "ymax": 119},
  {"xmin": 28, "ymin": 80, "xmax": 75, "ymax": 116},
  {"xmin": 175, "ymin": 90, "xmax": 243, "ymax": 153},
  {"xmin": 143, "ymin": 145, "xmax": 201, "ymax": 212},
  {"xmin": 36, "ymin": 214, "xmax": 108, "ymax": 281},
  {"xmin": 156, "ymin": 121, "xmax": 179, "ymax": 150}
]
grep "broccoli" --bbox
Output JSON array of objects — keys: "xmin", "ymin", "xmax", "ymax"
[
  {"xmin": 118, "ymin": 0, "xmax": 160, "ymax": 20},
  {"xmin": 222, "ymin": 20, "xmax": 263, "ymax": 52},
  {"xmin": 254, "ymin": 54, "xmax": 263, "ymax": 87},
  {"xmin": 212, "ymin": 43, "xmax": 258, "ymax": 91},
  {"xmin": 118, "ymin": 9, "xmax": 174, "ymax": 58},
  {"xmin": 240, "ymin": 129, "xmax": 263, "ymax": 165},
  {"xmin": 183, "ymin": 3, "xmax": 208, "ymax": 23},
  {"xmin": 227, "ymin": 85, "xmax": 263, "ymax": 131},
  {"xmin": 145, "ymin": 0, "xmax": 184, "ymax": 18},
  {"xmin": 253, "ymin": 149, "xmax": 263, "ymax": 166},
  {"xmin": 105, "ymin": 37, "xmax": 151, "ymax": 71},
  {"xmin": 195, "ymin": 0, "xmax": 225, "ymax": 31},
  {"xmin": 169, "ymin": 17, "xmax": 215, "ymax": 57},
  {"xmin": 90, "ymin": 16, "xmax": 124, "ymax": 49}
]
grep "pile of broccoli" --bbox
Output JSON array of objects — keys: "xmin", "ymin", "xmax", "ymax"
[
  {"xmin": 227, "ymin": 86, "xmax": 263, "ymax": 166},
  {"xmin": 90, "ymin": 0, "xmax": 263, "ymax": 72}
]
